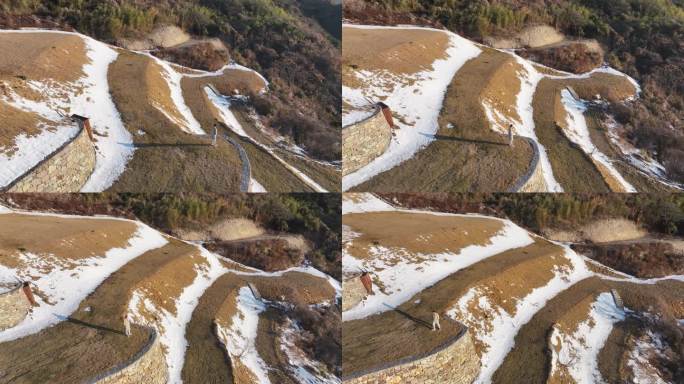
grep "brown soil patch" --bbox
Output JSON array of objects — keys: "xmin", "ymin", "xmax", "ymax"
[
  {"xmin": 343, "ymin": 211, "xmax": 503, "ymax": 260},
  {"xmin": 0, "ymin": 240, "xmax": 191, "ymax": 383},
  {"xmin": 0, "ymin": 32, "xmax": 86, "ymax": 83},
  {"xmin": 106, "ymin": 51, "xmax": 243, "ymax": 192},
  {"xmin": 547, "ymin": 292, "xmax": 599, "ymax": 384},
  {"xmin": 351, "ymin": 48, "xmax": 533, "ymax": 192},
  {"xmin": 342, "ymin": 26, "xmax": 450, "ymax": 90},
  {"xmin": 153, "ymin": 41, "xmax": 229, "ymax": 72},
  {"xmin": 252, "ymin": 271, "xmax": 336, "ymax": 305},
  {"xmin": 0, "ymin": 212, "xmax": 137, "ymax": 268}
]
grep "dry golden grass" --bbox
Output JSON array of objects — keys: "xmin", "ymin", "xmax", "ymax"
[
  {"xmin": 342, "ymin": 26, "xmax": 449, "ymax": 90},
  {"xmin": 343, "ymin": 211, "xmax": 503, "ymax": 260},
  {"xmin": 0, "ymin": 32, "xmax": 86, "ymax": 83},
  {"xmin": 480, "ymin": 55, "xmax": 523, "ymax": 131},
  {"xmin": 0, "ymin": 212, "xmax": 137, "ymax": 266},
  {"xmin": 0, "ymin": 101, "xmax": 59, "ymax": 155}
]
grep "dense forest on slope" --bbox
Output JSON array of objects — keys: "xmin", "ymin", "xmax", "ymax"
[
  {"xmin": 0, "ymin": 0, "xmax": 341, "ymax": 161},
  {"xmin": 345, "ymin": 0, "xmax": 684, "ymax": 182},
  {"xmin": 0, "ymin": 193, "xmax": 342, "ymax": 278},
  {"xmin": 381, "ymin": 192, "xmax": 684, "ymax": 236}
]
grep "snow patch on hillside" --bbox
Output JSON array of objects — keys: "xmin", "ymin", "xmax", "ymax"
[
  {"xmin": 280, "ymin": 318, "xmax": 341, "ymax": 384},
  {"xmin": 343, "ymin": 216, "xmax": 535, "ymax": 321},
  {"xmin": 0, "ymin": 221, "xmax": 167, "ymax": 342},
  {"xmin": 342, "ymin": 25, "xmax": 482, "ymax": 191},
  {"xmin": 550, "ymin": 292, "xmax": 626, "ymax": 383},
  {"xmin": 129, "ymin": 246, "xmax": 226, "ymax": 384},
  {"xmin": 342, "ymin": 193, "xmax": 394, "ymax": 214},
  {"xmin": 452, "ymin": 246, "xmax": 593, "ymax": 383},
  {"xmin": 144, "ymin": 52, "xmax": 205, "ymax": 135},
  {"xmin": 626, "ymin": 331, "xmax": 670, "ymax": 384},
  {"xmin": 220, "ymin": 286, "xmax": 271, "ymax": 383},
  {"xmin": 560, "ymin": 89, "xmax": 636, "ymax": 192}
]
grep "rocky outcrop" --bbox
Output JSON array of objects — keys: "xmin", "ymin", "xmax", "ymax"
[
  {"xmin": 0, "ymin": 284, "xmax": 30, "ymax": 331},
  {"xmin": 343, "ymin": 328, "xmax": 480, "ymax": 384},
  {"xmin": 342, "ymin": 106, "xmax": 392, "ymax": 176},
  {"xmin": 5, "ymin": 122, "xmax": 95, "ymax": 192},
  {"xmin": 342, "ymin": 274, "xmax": 367, "ymax": 311}
]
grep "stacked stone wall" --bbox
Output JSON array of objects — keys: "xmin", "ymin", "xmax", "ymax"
[
  {"xmin": 342, "ymin": 109, "xmax": 391, "ymax": 176},
  {"xmin": 0, "ymin": 284, "xmax": 30, "ymax": 331},
  {"xmin": 342, "ymin": 276, "xmax": 367, "ymax": 311},
  {"xmin": 6, "ymin": 125, "xmax": 95, "ymax": 192},
  {"xmin": 509, "ymin": 137, "xmax": 546, "ymax": 192},
  {"xmin": 343, "ymin": 329, "xmax": 480, "ymax": 384},
  {"xmin": 91, "ymin": 328, "xmax": 167, "ymax": 384}
]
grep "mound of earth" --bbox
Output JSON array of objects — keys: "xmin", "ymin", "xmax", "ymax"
[
  {"xmin": 572, "ymin": 240, "xmax": 684, "ymax": 278},
  {"xmin": 152, "ymin": 39, "xmax": 230, "ymax": 71},
  {"xmin": 519, "ymin": 40, "xmax": 604, "ymax": 74}
]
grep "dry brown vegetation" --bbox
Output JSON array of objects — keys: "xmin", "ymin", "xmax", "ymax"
[
  {"xmin": 350, "ymin": 48, "xmax": 534, "ymax": 192},
  {"xmin": 343, "ymin": 210, "xmax": 502, "ymax": 259},
  {"xmin": 106, "ymin": 51, "xmax": 244, "ymax": 192}
]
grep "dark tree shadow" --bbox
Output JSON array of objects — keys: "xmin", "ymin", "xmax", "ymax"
[{"xmin": 383, "ymin": 303, "xmax": 432, "ymax": 329}]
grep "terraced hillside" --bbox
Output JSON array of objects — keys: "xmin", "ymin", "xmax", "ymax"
[
  {"xmin": 342, "ymin": 194, "xmax": 684, "ymax": 384},
  {"xmin": 0, "ymin": 204, "xmax": 341, "ymax": 383},
  {"xmin": 342, "ymin": 24, "xmax": 680, "ymax": 193},
  {"xmin": 0, "ymin": 29, "xmax": 338, "ymax": 193}
]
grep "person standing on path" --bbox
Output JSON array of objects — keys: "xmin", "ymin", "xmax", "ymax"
[
  {"xmin": 508, "ymin": 123, "xmax": 514, "ymax": 146},
  {"xmin": 432, "ymin": 311, "xmax": 441, "ymax": 331},
  {"xmin": 212, "ymin": 124, "xmax": 218, "ymax": 147},
  {"xmin": 123, "ymin": 313, "xmax": 131, "ymax": 337}
]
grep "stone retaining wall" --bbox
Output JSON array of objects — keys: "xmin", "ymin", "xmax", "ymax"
[
  {"xmin": 6, "ymin": 123, "xmax": 96, "ymax": 192},
  {"xmin": 0, "ymin": 284, "xmax": 30, "ymax": 331},
  {"xmin": 343, "ymin": 328, "xmax": 480, "ymax": 384},
  {"xmin": 342, "ymin": 107, "xmax": 391, "ymax": 176},
  {"xmin": 509, "ymin": 137, "xmax": 546, "ymax": 192},
  {"xmin": 90, "ymin": 328, "xmax": 167, "ymax": 384},
  {"xmin": 342, "ymin": 275, "xmax": 367, "ymax": 311}
]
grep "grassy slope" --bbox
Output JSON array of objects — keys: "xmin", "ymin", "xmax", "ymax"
[
  {"xmin": 106, "ymin": 51, "xmax": 243, "ymax": 192},
  {"xmin": 352, "ymin": 49, "xmax": 533, "ymax": 192}
]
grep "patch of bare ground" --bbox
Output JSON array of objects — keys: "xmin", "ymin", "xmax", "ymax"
[
  {"xmin": 152, "ymin": 39, "xmax": 229, "ymax": 72},
  {"xmin": 180, "ymin": 74, "xmax": 314, "ymax": 192},
  {"xmin": 106, "ymin": 51, "xmax": 243, "ymax": 192},
  {"xmin": 0, "ymin": 240, "xmax": 195, "ymax": 383},
  {"xmin": 343, "ymin": 238, "xmax": 557, "ymax": 376},
  {"xmin": 0, "ymin": 212, "xmax": 137, "ymax": 266},
  {"xmin": 491, "ymin": 277, "xmax": 684, "ymax": 384},
  {"xmin": 519, "ymin": 41, "xmax": 604, "ymax": 74},
  {"xmin": 597, "ymin": 317, "xmax": 641, "ymax": 384},
  {"xmin": 572, "ymin": 241, "xmax": 684, "ymax": 278},
  {"xmin": 343, "ymin": 211, "xmax": 503, "ymax": 260},
  {"xmin": 350, "ymin": 49, "xmax": 533, "ymax": 192},
  {"xmin": 0, "ymin": 32, "xmax": 86, "ymax": 83}
]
